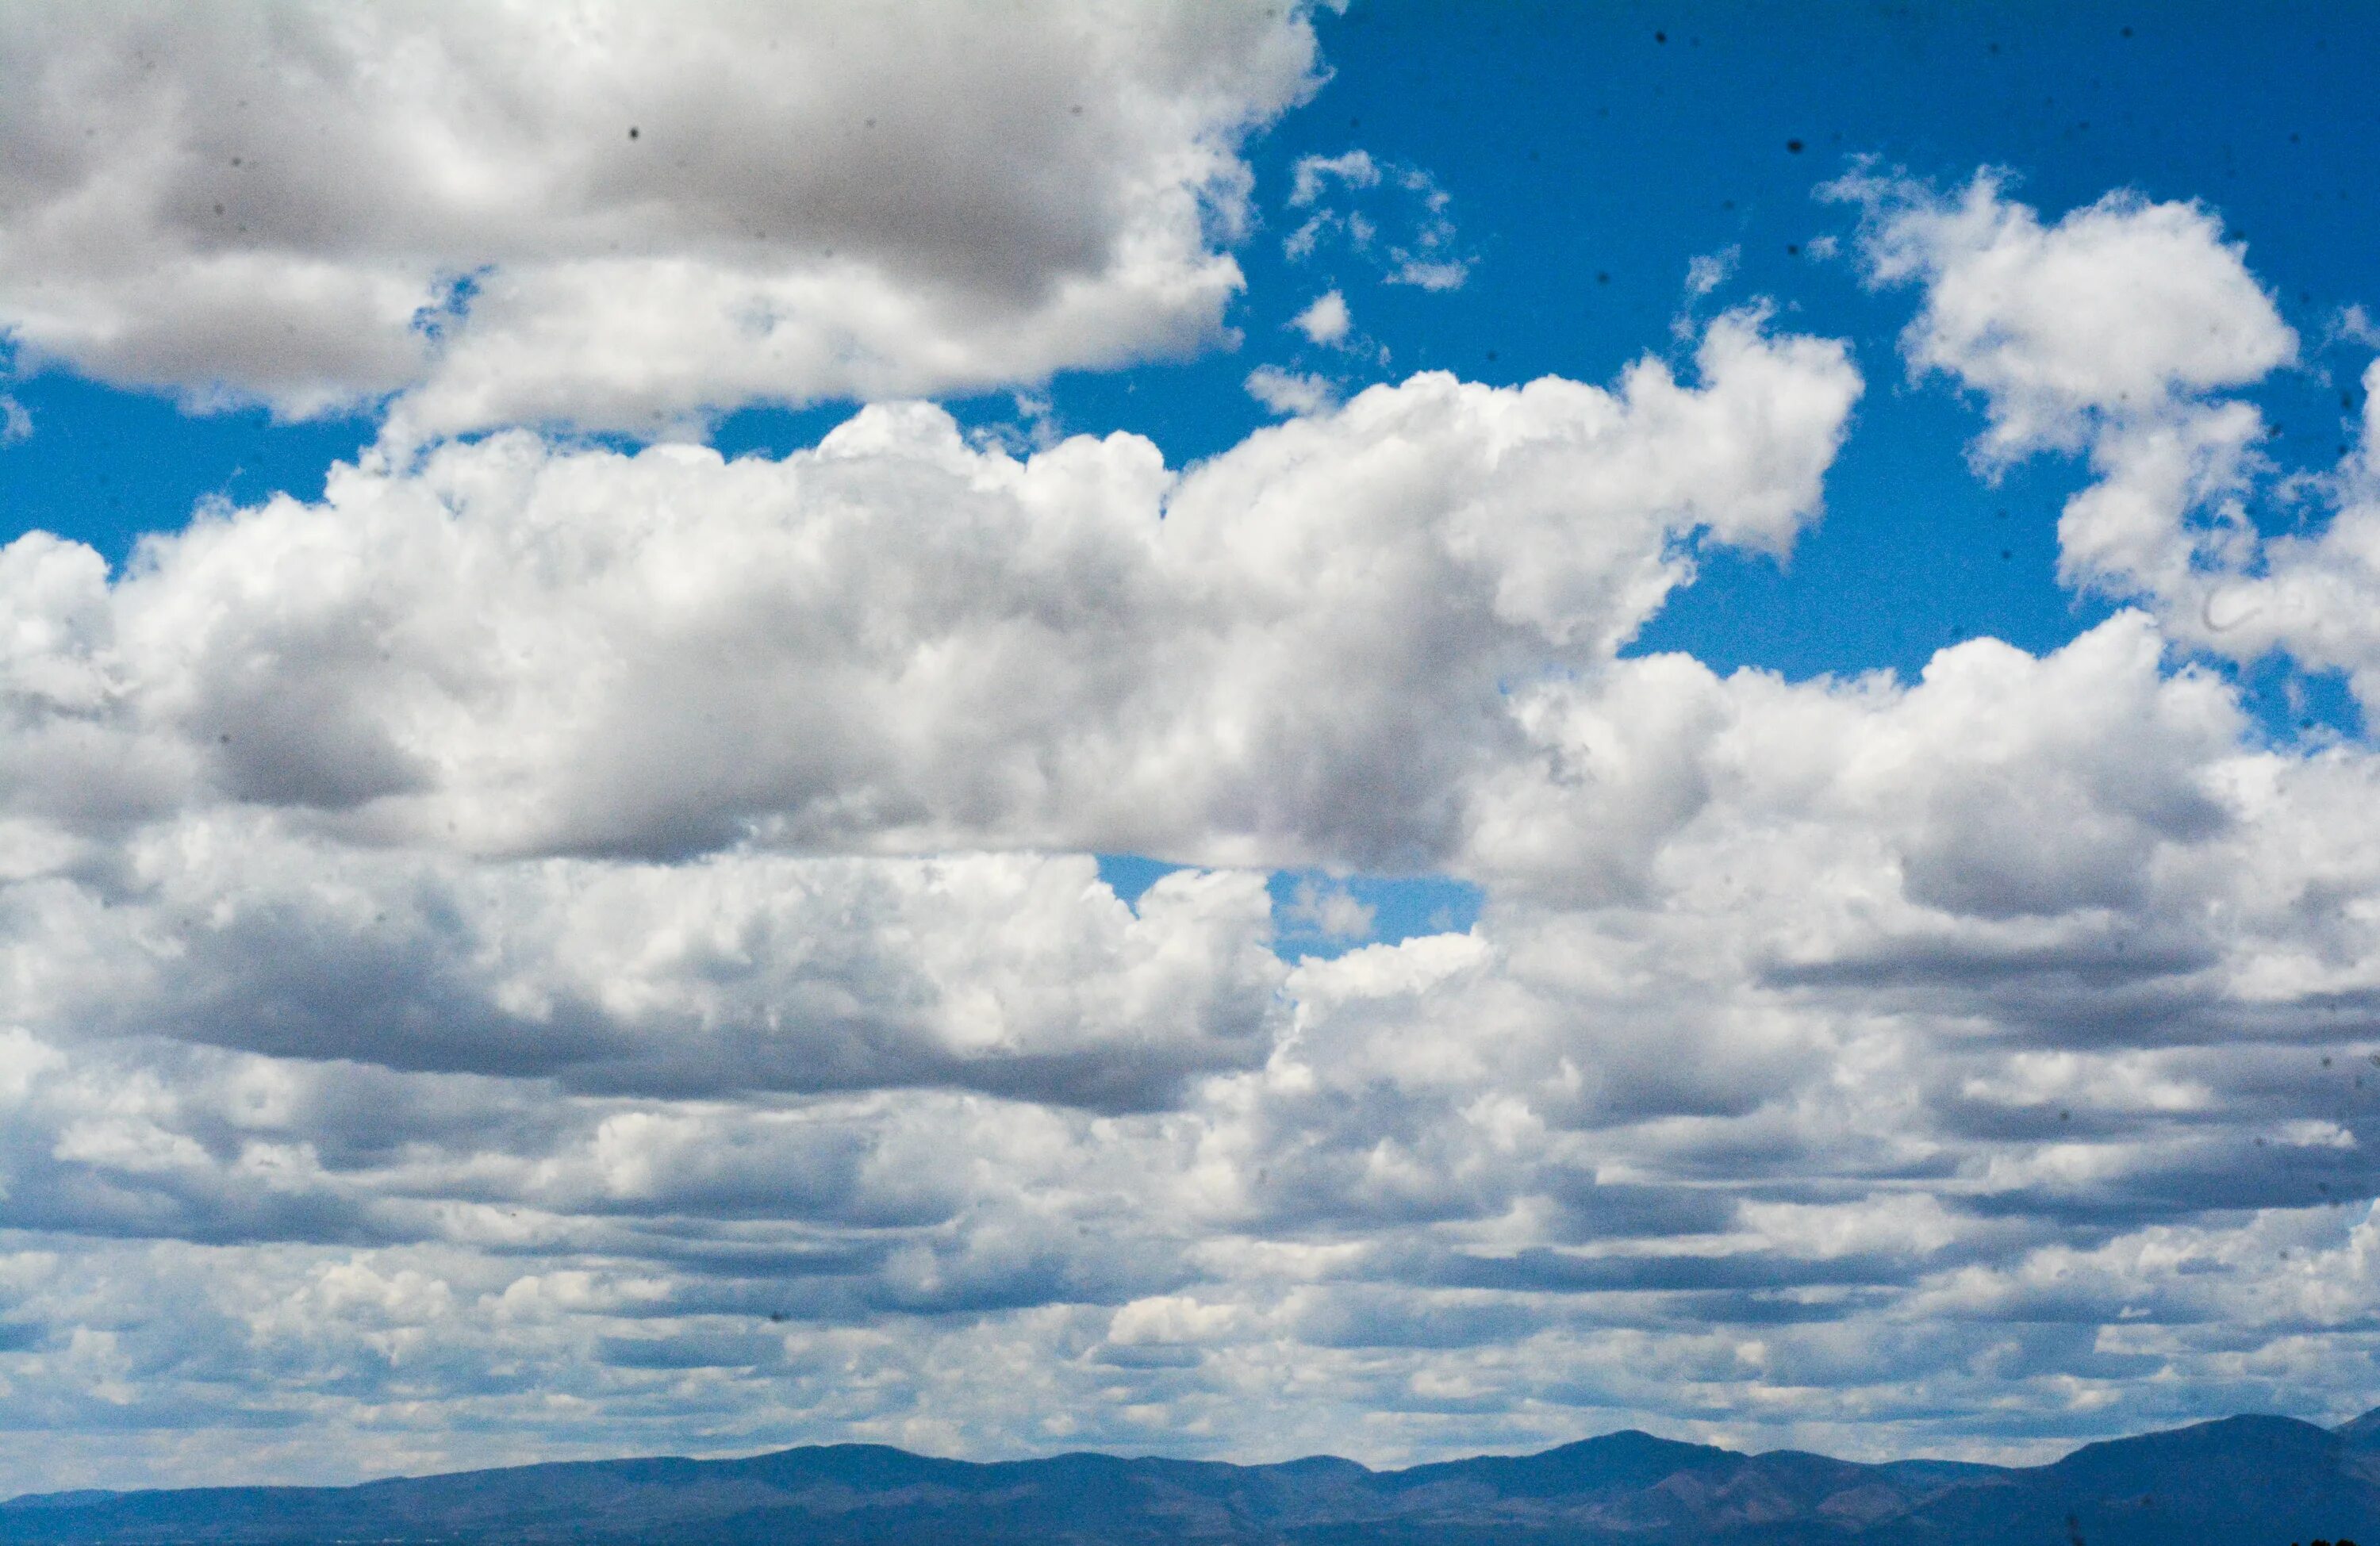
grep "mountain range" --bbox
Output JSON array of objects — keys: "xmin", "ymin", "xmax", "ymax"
[{"xmin": 7, "ymin": 1410, "xmax": 2378, "ymax": 1544}]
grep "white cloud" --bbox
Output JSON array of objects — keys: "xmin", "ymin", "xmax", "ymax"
[
  {"xmin": 2336, "ymin": 303, "xmax": 2380, "ymax": 350},
  {"xmin": 1829, "ymin": 168, "xmax": 2295, "ymax": 458},
  {"xmin": 0, "ymin": 311, "xmax": 1858, "ymax": 870},
  {"xmin": 18, "ymin": 604, "xmax": 2380, "ymax": 1480},
  {"xmin": 1283, "ymin": 151, "xmax": 1469, "ymax": 291},
  {"xmin": 1685, "ymin": 248, "xmax": 1740, "ymax": 300},
  {"xmin": 0, "ymin": 2, "xmax": 1321, "ymax": 439},
  {"xmin": 1384, "ymin": 168, "xmax": 1468, "ymax": 291},
  {"xmin": 6, "ymin": 830, "xmax": 1283, "ymax": 1109},
  {"xmin": 1243, "ymin": 363, "xmax": 1337, "ymax": 415},
  {"xmin": 25, "ymin": 163, "xmax": 2380, "ymax": 1485},
  {"xmin": 0, "ymin": 392, "xmax": 28, "ymax": 444},
  {"xmin": 1288, "ymin": 150, "xmax": 1383, "ymax": 209},
  {"xmin": 1282, "ymin": 877, "xmax": 1375, "ymax": 941},
  {"xmin": 1833, "ymin": 171, "xmax": 2380, "ymax": 717},
  {"xmin": 1392, "ymin": 259, "xmax": 1468, "ymax": 293},
  {"xmin": 1291, "ymin": 290, "xmax": 1352, "ymax": 346}
]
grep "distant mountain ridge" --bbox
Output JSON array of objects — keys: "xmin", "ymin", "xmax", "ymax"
[{"xmin": 7, "ymin": 1410, "xmax": 2378, "ymax": 1544}]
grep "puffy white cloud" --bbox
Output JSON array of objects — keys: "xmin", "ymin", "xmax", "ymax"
[
  {"xmin": 2107, "ymin": 367, "xmax": 2380, "ymax": 709},
  {"xmin": 1830, "ymin": 168, "xmax": 2295, "ymax": 458},
  {"xmin": 0, "ymin": 303, "xmax": 1891, "ymax": 1477},
  {"xmin": 22, "ymin": 163, "xmax": 2380, "ymax": 1488},
  {"xmin": 1154, "ymin": 620, "xmax": 2380, "ymax": 1453},
  {"xmin": 1290, "ymin": 289, "xmax": 1352, "ymax": 346},
  {"xmin": 18, "ymin": 597, "xmax": 2380, "ymax": 1482},
  {"xmin": 1465, "ymin": 611, "xmax": 2237, "ymax": 915},
  {"xmin": 1831, "ymin": 171, "xmax": 2380, "ymax": 716},
  {"xmin": 0, "ymin": 311, "xmax": 1859, "ymax": 870},
  {"xmin": 1832, "ymin": 169, "xmax": 2294, "ymax": 619},
  {"xmin": 0, "ymin": 1, "xmax": 1321, "ymax": 437}
]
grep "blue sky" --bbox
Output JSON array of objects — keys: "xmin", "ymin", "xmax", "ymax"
[{"xmin": 7, "ymin": 0, "xmax": 2380, "ymax": 1493}]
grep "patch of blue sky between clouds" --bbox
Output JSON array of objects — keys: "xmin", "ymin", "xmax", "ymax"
[
  {"xmin": 0, "ymin": 368, "xmax": 376, "ymax": 571},
  {"xmin": 1269, "ymin": 869, "xmax": 1483, "ymax": 960},
  {"xmin": 1096, "ymin": 854, "xmax": 1480, "ymax": 961}
]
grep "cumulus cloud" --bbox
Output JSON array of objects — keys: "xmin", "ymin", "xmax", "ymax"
[
  {"xmin": 0, "ymin": 299, "xmax": 1886, "ymax": 1479},
  {"xmin": 1830, "ymin": 170, "xmax": 2295, "ymax": 612},
  {"xmin": 0, "ymin": 311, "xmax": 1859, "ymax": 870},
  {"xmin": 1829, "ymin": 167, "xmax": 2295, "ymax": 458},
  {"xmin": 1834, "ymin": 171, "xmax": 2380, "ymax": 715},
  {"xmin": 2082, "ymin": 366, "xmax": 2380, "ymax": 713},
  {"xmin": 0, "ymin": 1, "xmax": 1320, "ymax": 438},
  {"xmin": 18, "ymin": 603, "xmax": 2380, "ymax": 1482},
  {"xmin": 24, "ymin": 159, "xmax": 2380, "ymax": 1492},
  {"xmin": 1290, "ymin": 290, "xmax": 1353, "ymax": 346}
]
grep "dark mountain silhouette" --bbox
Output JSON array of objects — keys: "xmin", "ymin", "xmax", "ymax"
[{"xmin": 6, "ymin": 1410, "xmax": 2378, "ymax": 1543}]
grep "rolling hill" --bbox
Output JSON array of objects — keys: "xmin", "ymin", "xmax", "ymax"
[{"xmin": 6, "ymin": 1410, "xmax": 2376, "ymax": 1544}]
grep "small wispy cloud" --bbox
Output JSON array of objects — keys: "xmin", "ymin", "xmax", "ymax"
[
  {"xmin": 1284, "ymin": 150, "xmax": 1471, "ymax": 291},
  {"xmin": 1288, "ymin": 149, "xmax": 1382, "ymax": 209},
  {"xmin": 1685, "ymin": 247, "xmax": 1741, "ymax": 299},
  {"xmin": 1244, "ymin": 365, "xmax": 1338, "ymax": 416}
]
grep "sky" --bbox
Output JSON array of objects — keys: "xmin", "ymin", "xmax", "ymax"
[{"xmin": 6, "ymin": 0, "xmax": 2380, "ymax": 1493}]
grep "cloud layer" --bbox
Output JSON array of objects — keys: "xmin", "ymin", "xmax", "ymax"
[
  {"xmin": 15, "ymin": 592, "xmax": 2380, "ymax": 1486},
  {"xmin": 10, "ymin": 21, "xmax": 2380, "ymax": 1493}
]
